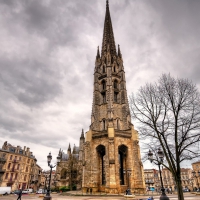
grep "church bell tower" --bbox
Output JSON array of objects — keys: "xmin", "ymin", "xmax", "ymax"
[{"xmin": 82, "ymin": 0, "xmax": 145, "ymax": 194}]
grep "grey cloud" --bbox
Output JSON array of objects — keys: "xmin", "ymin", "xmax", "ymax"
[{"xmin": 0, "ymin": 57, "xmax": 62, "ymax": 107}]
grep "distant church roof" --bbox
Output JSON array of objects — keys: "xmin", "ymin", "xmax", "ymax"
[{"xmin": 61, "ymin": 152, "xmax": 69, "ymax": 161}]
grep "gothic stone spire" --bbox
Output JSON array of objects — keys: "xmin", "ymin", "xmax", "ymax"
[
  {"xmin": 101, "ymin": 0, "xmax": 117, "ymax": 57},
  {"xmin": 80, "ymin": 129, "xmax": 85, "ymax": 139}
]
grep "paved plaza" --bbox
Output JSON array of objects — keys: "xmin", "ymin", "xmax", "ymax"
[{"xmin": 0, "ymin": 193, "xmax": 200, "ymax": 200}]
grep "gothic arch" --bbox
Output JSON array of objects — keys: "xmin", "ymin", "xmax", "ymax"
[
  {"xmin": 116, "ymin": 118, "xmax": 120, "ymax": 130},
  {"xmin": 96, "ymin": 145, "xmax": 106, "ymax": 185},
  {"xmin": 101, "ymin": 80, "xmax": 106, "ymax": 90},
  {"xmin": 102, "ymin": 64, "xmax": 106, "ymax": 73},
  {"xmin": 113, "ymin": 79, "xmax": 118, "ymax": 89},
  {"xmin": 113, "ymin": 79, "xmax": 119, "ymax": 103},
  {"xmin": 113, "ymin": 63, "xmax": 118, "ymax": 73},
  {"xmin": 118, "ymin": 145, "xmax": 128, "ymax": 185},
  {"xmin": 60, "ymin": 168, "xmax": 67, "ymax": 179},
  {"xmin": 102, "ymin": 119, "xmax": 106, "ymax": 130}
]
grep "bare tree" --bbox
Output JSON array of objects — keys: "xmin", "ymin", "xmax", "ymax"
[{"xmin": 129, "ymin": 74, "xmax": 200, "ymax": 200}]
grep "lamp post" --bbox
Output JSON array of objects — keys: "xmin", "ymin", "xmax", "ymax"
[
  {"xmin": 192, "ymin": 170, "xmax": 200, "ymax": 191},
  {"xmin": 123, "ymin": 169, "xmax": 132, "ymax": 195},
  {"xmin": 148, "ymin": 148, "xmax": 169, "ymax": 200},
  {"xmin": 43, "ymin": 152, "xmax": 61, "ymax": 200}
]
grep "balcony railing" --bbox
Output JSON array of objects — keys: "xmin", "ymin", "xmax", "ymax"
[{"xmin": 12, "ymin": 159, "xmax": 19, "ymax": 163}]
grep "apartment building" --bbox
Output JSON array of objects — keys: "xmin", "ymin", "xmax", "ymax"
[
  {"xmin": 191, "ymin": 160, "xmax": 200, "ymax": 190},
  {"xmin": 0, "ymin": 141, "xmax": 42, "ymax": 191}
]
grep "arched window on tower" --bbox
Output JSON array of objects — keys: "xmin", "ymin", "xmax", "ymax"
[
  {"xmin": 114, "ymin": 66, "xmax": 116, "ymax": 72},
  {"xmin": 114, "ymin": 92, "xmax": 118, "ymax": 103},
  {"xmin": 102, "ymin": 92, "xmax": 106, "ymax": 103},
  {"xmin": 61, "ymin": 169, "xmax": 67, "ymax": 179},
  {"xmin": 103, "ymin": 65, "xmax": 106, "ymax": 73},
  {"xmin": 117, "ymin": 119, "xmax": 120, "ymax": 130},
  {"xmin": 96, "ymin": 145, "xmax": 106, "ymax": 185},
  {"xmin": 102, "ymin": 119, "xmax": 106, "ymax": 130},
  {"xmin": 118, "ymin": 145, "xmax": 128, "ymax": 185},
  {"xmin": 102, "ymin": 80, "xmax": 106, "ymax": 90},
  {"xmin": 114, "ymin": 80, "xmax": 118, "ymax": 89}
]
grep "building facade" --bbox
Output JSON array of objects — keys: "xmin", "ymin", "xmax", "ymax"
[
  {"xmin": 162, "ymin": 168, "xmax": 193, "ymax": 191},
  {"xmin": 0, "ymin": 141, "xmax": 42, "ymax": 191},
  {"xmin": 144, "ymin": 169, "xmax": 159, "ymax": 191},
  {"xmin": 82, "ymin": 0, "xmax": 144, "ymax": 194},
  {"xmin": 40, "ymin": 170, "xmax": 56, "ymax": 190},
  {"xmin": 29, "ymin": 164, "xmax": 42, "ymax": 191},
  {"xmin": 192, "ymin": 160, "xmax": 200, "ymax": 190},
  {"xmin": 55, "ymin": 140, "xmax": 83, "ymax": 190}
]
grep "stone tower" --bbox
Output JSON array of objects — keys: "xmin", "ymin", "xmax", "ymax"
[{"xmin": 82, "ymin": 0, "xmax": 145, "ymax": 194}]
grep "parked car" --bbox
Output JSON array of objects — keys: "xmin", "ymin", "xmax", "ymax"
[
  {"xmin": 11, "ymin": 190, "xmax": 21, "ymax": 195},
  {"xmin": 0, "ymin": 187, "xmax": 11, "ymax": 195},
  {"xmin": 36, "ymin": 189, "xmax": 45, "ymax": 194},
  {"xmin": 22, "ymin": 189, "xmax": 33, "ymax": 194}
]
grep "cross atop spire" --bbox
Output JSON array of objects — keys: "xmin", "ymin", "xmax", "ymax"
[{"xmin": 101, "ymin": 0, "xmax": 117, "ymax": 57}]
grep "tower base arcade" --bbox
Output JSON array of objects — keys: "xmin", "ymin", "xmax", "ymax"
[{"xmin": 82, "ymin": 126, "xmax": 145, "ymax": 194}]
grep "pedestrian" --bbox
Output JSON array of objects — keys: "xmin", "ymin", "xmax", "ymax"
[{"xmin": 17, "ymin": 189, "xmax": 22, "ymax": 200}]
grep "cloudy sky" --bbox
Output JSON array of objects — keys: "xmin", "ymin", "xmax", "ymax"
[{"xmin": 0, "ymin": 0, "xmax": 200, "ymax": 170}]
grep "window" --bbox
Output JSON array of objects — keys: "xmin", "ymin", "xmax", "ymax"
[
  {"xmin": 24, "ymin": 175, "xmax": 27, "ymax": 181},
  {"xmin": 102, "ymin": 80, "xmax": 106, "ymax": 90},
  {"xmin": 117, "ymin": 119, "xmax": 120, "ymax": 129},
  {"xmin": 8, "ymin": 163, "xmax": 11, "ymax": 169},
  {"xmin": 14, "ymin": 156, "xmax": 17, "ymax": 161},
  {"xmin": 17, "ymin": 164, "xmax": 20, "ymax": 170},
  {"xmin": 102, "ymin": 119, "xmax": 106, "ymax": 130},
  {"xmin": 103, "ymin": 65, "xmax": 106, "ymax": 73},
  {"xmin": 10, "ymin": 155, "xmax": 12, "ymax": 160},
  {"xmin": 27, "ymin": 159, "xmax": 30, "ymax": 164},
  {"xmin": 26, "ymin": 166, "xmax": 28, "ymax": 172},
  {"xmin": 114, "ymin": 92, "xmax": 118, "ymax": 102},
  {"xmin": 102, "ymin": 92, "xmax": 106, "ymax": 103},
  {"xmin": 10, "ymin": 173, "xmax": 13, "ymax": 180},
  {"xmin": 5, "ymin": 173, "xmax": 8, "ymax": 179},
  {"xmin": 15, "ymin": 173, "xmax": 18, "ymax": 180},
  {"xmin": 114, "ymin": 80, "xmax": 118, "ymax": 89}
]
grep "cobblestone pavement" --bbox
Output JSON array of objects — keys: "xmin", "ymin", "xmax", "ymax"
[{"xmin": 0, "ymin": 193, "xmax": 199, "ymax": 200}]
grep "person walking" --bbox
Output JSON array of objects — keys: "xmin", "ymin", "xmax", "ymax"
[{"xmin": 17, "ymin": 189, "xmax": 22, "ymax": 200}]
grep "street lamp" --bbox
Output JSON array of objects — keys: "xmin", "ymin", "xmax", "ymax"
[
  {"xmin": 148, "ymin": 148, "xmax": 169, "ymax": 200},
  {"xmin": 192, "ymin": 170, "xmax": 200, "ymax": 191},
  {"xmin": 43, "ymin": 152, "xmax": 61, "ymax": 200},
  {"xmin": 123, "ymin": 169, "xmax": 132, "ymax": 195}
]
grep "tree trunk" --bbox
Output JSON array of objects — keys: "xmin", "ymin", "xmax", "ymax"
[{"xmin": 176, "ymin": 178, "xmax": 184, "ymax": 200}]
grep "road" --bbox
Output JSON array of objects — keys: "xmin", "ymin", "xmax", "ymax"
[{"xmin": 0, "ymin": 193, "xmax": 199, "ymax": 200}]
